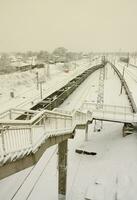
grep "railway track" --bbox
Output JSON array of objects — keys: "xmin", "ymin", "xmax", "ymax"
[
  {"xmin": 108, "ymin": 61, "xmax": 137, "ymax": 135},
  {"xmin": 108, "ymin": 61, "xmax": 137, "ymax": 113},
  {"xmin": 16, "ymin": 63, "xmax": 104, "ymax": 120},
  {"xmin": 1, "ymin": 60, "xmax": 137, "ymax": 180}
]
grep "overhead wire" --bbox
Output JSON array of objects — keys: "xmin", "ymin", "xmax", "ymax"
[
  {"xmin": 125, "ymin": 69, "xmax": 137, "ymax": 83},
  {"xmin": 67, "ymin": 154, "xmax": 83, "ymax": 200},
  {"xmin": 10, "ymin": 147, "xmax": 57, "ymax": 200},
  {"xmin": 10, "ymin": 165, "xmax": 36, "ymax": 200},
  {"xmin": 25, "ymin": 147, "xmax": 57, "ymax": 200}
]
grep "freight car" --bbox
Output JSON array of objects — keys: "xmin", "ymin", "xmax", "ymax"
[
  {"xmin": 16, "ymin": 63, "xmax": 44, "ymax": 72},
  {"xmin": 16, "ymin": 63, "xmax": 104, "ymax": 120}
]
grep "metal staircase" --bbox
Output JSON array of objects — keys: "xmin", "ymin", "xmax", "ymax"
[
  {"xmin": 0, "ymin": 107, "xmax": 91, "ymax": 167},
  {"xmin": 0, "ymin": 103, "xmax": 137, "ymax": 169}
]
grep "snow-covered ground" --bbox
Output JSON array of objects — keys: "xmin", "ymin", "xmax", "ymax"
[
  {"xmin": 104, "ymin": 63, "xmax": 130, "ymax": 107},
  {"xmin": 0, "ymin": 58, "xmax": 99, "ymax": 112},
  {"xmin": 67, "ymin": 123, "xmax": 137, "ymax": 200},
  {"xmin": 0, "ymin": 59, "xmax": 137, "ymax": 200}
]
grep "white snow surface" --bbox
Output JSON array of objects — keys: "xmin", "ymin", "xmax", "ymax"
[
  {"xmin": 0, "ymin": 58, "xmax": 99, "ymax": 112},
  {"xmin": 0, "ymin": 58, "xmax": 137, "ymax": 200}
]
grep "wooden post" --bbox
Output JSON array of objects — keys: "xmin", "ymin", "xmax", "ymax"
[{"xmin": 58, "ymin": 139, "xmax": 68, "ymax": 200}]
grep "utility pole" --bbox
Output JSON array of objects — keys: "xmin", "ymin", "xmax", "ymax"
[
  {"xmin": 39, "ymin": 81, "xmax": 43, "ymax": 99},
  {"xmin": 47, "ymin": 61, "xmax": 50, "ymax": 78},
  {"xmin": 36, "ymin": 72, "xmax": 39, "ymax": 90}
]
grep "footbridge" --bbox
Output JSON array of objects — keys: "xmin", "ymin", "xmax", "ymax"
[
  {"xmin": 0, "ymin": 60, "xmax": 137, "ymax": 200},
  {"xmin": 0, "ymin": 103, "xmax": 136, "ymax": 178}
]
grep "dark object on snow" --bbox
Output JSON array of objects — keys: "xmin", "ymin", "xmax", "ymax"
[
  {"xmin": 75, "ymin": 149, "xmax": 97, "ymax": 156},
  {"xmin": 84, "ymin": 151, "xmax": 97, "ymax": 155},
  {"xmin": 10, "ymin": 91, "xmax": 14, "ymax": 98},
  {"xmin": 75, "ymin": 149, "xmax": 83, "ymax": 154}
]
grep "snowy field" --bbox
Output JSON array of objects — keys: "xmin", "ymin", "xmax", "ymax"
[{"xmin": 0, "ymin": 58, "xmax": 137, "ymax": 200}]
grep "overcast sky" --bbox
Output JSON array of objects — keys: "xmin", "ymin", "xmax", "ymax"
[{"xmin": 0, "ymin": 0, "xmax": 137, "ymax": 52}]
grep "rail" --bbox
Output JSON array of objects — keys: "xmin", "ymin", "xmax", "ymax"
[
  {"xmin": 0, "ymin": 62, "xmax": 105, "ymax": 170},
  {"xmin": 108, "ymin": 61, "xmax": 137, "ymax": 113},
  {"xmin": 2, "ymin": 60, "xmax": 137, "ymax": 180}
]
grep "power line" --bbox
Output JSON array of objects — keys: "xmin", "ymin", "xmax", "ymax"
[
  {"xmin": 10, "ymin": 165, "xmax": 36, "ymax": 200},
  {"xmin": 67, "ymin": 155, "xmax": 83, "ymax": 200},
  {"xmin": 126, "ymin": 69, "xmax": 137, "ymax": 83},
  {"xmin": 10, "ymin": 147, "xmax": 57, "ymax": 200},
  {"xmin": 25, "ymin": 147, "xmax": 57, "ymax": 200}
]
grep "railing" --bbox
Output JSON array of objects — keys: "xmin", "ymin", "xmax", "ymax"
[
  {"xmin": 82, "ymin": 101, "xmax": 132, "ymax": 113},
  {"xmin": 92, "ymin": 109, "xmax": 137, "ymax": 123},
  {"xmin": 81, "ymin": 101, "xmax": 137, "ymax": 123},
  {"xmin": 0, "ymin": 108, "xmax": 38, "ymax": 120},
  {"xmin": 0, "ymin": 108, "xmax": 92, "ymax": 165},
  {"xmin": 0, "ymin": 102, "xmax": 137, "ymax": 166}
]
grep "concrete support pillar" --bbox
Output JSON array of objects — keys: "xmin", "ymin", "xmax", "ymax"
[
  {"xmin": 58, "ymin": 139, "xmax": 68, "ymax": 200},
  {"xmin": 85, "ymin": 122, "xmax": 89, "ymax": 141}
]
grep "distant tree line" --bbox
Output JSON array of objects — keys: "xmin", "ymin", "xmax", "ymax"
[
  {"xmin": 0, "ymin": 53, "xmax": 15, "ymax": 74},
  {"xmin": 15, "ymin": 47, "xmax": 83, "ymax": 63},
  {"xmin": 0, "ymin": 47, "xmax": 84, "ymax": 74}
]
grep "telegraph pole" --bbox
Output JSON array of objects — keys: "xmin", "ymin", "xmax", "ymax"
[
  {"xmin": 47, "ymin": 61, "xmax": 50, "ymax": 78},
  {"xmin": 39, "ymin": 81, "xmax": 43, "ymax": 99},
  {"xmin": 36, "ymin": 72, "xmax": 39, "ymax": 90}
]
